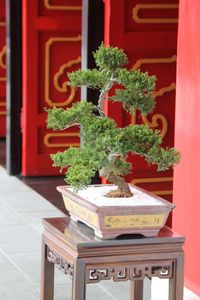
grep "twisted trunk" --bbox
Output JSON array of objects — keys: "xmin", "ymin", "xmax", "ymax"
[
  {"xmin": 99, "ymin": 154, "xmax": 133, "ymax": 198},
  {"xmin": 103, "ymin": 172, "xmax": 133, "ymax": 198}
]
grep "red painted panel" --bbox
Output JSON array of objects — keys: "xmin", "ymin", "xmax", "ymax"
[
  {"xmin": 104, "ymin": 0, "xmax": 178, "ymax": 201},
  {"xmin": 173, "ymin": 0, "xmax": 200, "ymax": 295},
  {"xmin": 22, "ymin": 0, "xmax": 82, "ymax": 175},
  {"xmin": 0, "ymin": 0, "xmax": 6, "ymax": 137}
]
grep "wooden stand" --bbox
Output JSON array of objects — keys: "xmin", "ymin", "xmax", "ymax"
[{"xmin": 40, "ymin": 217, "xmax": 185, "ymax": 300}]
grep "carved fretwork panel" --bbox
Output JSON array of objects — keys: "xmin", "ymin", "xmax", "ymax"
[
  {"xmin": 86, "ymin": 261, "xmax": 174, "ymax": 284},
  {"xmin": 47, "ymin": 247, "xmax": 73, "ymax": 277}
]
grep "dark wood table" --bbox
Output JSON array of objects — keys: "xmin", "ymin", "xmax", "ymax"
[{"xmin": 40, "ymin": 217, "xmax": 185, "ymax": 300}]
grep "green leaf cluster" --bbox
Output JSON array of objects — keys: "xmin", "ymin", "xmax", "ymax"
[
  {"xmin": 68, "ymin": 44, "xmax": 156, "ymax": 115},
  {"xmin": 51, "ymin": 147, "xmax": 108, "ymax": 191},
  {"xmin": 46, "ymin": 101, "xmax": 95, "ymax": 130},
  {"xmin": 111, "ymin": 69, "xmax": 156, "ymax": 114},
  {"xmin": 93, "ymin": 42, "xmax": 128, "ymax": 70},
  {"xmin": 146, "ymin": 146, "xmax": 181, "ymax": 171},
  {"xmin": 68, "ymin": 69, "xmax": 110, "ymax": 89},
  {"xmin": 116, "ymin": 125, "xmax": 161, "ymax": 155}
]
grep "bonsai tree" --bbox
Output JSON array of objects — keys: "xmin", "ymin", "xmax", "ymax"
[{"xmin": 46, "ymin": 44, "xmax": 180, "ymax": 198}]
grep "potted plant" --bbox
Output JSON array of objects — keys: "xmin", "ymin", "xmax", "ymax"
[{"xmin": 46, "ymin": 44, "xmax": 180, "ymax": 239}]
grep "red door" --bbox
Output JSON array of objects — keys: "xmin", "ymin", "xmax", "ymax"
[
  {"xmin": 22, "ymin": 0, "xmax": 82, "ymax": 175},
  {"xmin": 104, "ymin": 0, "xmax": 178, "ymax": 201},
  {"xmin": 0, "ymin": 0, "xmax": 6, "ymax": 137}
]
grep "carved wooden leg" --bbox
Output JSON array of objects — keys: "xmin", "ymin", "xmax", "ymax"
[
  {"xmin": 130, "ymin": 280, "xmax": 144, "ymax": 300},
  {"xmin": 169, "ymin": 253, "xmax": 184, "ymax": 300},
  {"xmin": 72, "ymin": 259, "xmax": 86, "ymax": 300},
  {"xmin": 40, "ymin": 241, "xmax": 55, "ymax": 300}
]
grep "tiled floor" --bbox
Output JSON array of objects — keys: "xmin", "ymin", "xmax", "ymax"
[{"xmin": 0, "ymin": 165, "xmax": 199, "ymax": 300}]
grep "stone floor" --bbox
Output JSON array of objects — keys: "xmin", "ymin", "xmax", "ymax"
[{"xmin": 0, "ymin": 165, "xmax": 199, "ymax": 300}]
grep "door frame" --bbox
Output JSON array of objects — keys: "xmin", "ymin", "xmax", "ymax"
[{"xmin": 6, "ymin": 0, "xmax": 22, "ymax": 175}]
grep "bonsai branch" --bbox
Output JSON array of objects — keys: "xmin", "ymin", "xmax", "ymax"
[
  {"xmin": 98, "ymin": 74, "xmax": 115, "ymax": 117},
  {"xmin": 61, "ymin": 123, "xmax": 80, "ymax": 130}
]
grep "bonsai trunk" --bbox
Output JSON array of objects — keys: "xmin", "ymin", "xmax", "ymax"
[
  {"xmin": 105, "ymin": 172, "xmax": 133, "ymax": 198},
  {"xmin": 99, "ymin": 156, "xmax": 133, "ymax": 198}
]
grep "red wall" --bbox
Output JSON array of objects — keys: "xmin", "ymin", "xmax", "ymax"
[{"xmin": 173, "ymin": 0, "xmax": 200, "ymax": 295}]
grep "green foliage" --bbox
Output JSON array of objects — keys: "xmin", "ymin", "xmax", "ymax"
[
  {"xmin": 51, "ymin": 147, "xmax": 108, "ymax": 191},
  {"xmin": 115, "ymin": 68, "xmax": 156, "ymax": 91},
  {"xmin": 68, "ymin": 69, "xmax": 110, "ymax": 89},
  {"xmin": 110, "ymin": 69, "xmax": 156, "ymax": 114},
  {"xmin": 93, "ymin": 43, "xmax": 128, "ymax": 70},
  {"xmin": 46, "ymin": 101, "xmax": 95, "ymax": 130},
  {"xmin": 68, "ymin": 48, "xmax": 156, "ymax": 115},
  {"xmin": 46, "ymin": 43, "xmax": 180, "ymax": 192},
  {"xmin": 146, "ymin": 146, "xmax": 181, "ymax": 171},
  {"xmin": 110, "ymin": 89, "xmax": 155, "ymax": 114},
  {"xmin": 117, "ymin": 125, "xmax": 162, "ymax": 155}
]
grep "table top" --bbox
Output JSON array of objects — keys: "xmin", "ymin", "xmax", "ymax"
[{"xmin": 43, "ymin": 217, "xmax": 185, "ymax": 252}]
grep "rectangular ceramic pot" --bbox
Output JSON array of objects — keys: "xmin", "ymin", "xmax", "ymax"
[{"xmin": 57, "ymin": 184, "xmax": 175, "ymax": 239}]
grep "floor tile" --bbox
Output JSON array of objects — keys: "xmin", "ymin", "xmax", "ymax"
[
  {"xmin": 53, "ymin": 283, "xmax": 72, "ymax": 300},
  {"xmin": 184, "ymin": 288, "xmax": 200, "ymax": 300},
  {"xmin": 99, "ymin": 280, "xmax": 129, "ymax": 299},
  {"xmin": 151, "ymin": 277, "xmax": 169, "ymax": 300},
  {"xmin": 0, "ymin": 201, "xmax": 15, "ymax": 212},
  {"xmin": 87, "ymin": 284, "xmax": 115, "ymax": 300},
  {"xmin": 0, "ymin": 224, "xmax": 41, "ymax": 253},
  {"xmin": 0, "ymin": 190, "xmax": 56, "ymax": 212},
  {"xmin": 20, "ymin": 210, "xmax": 66, "ymax": 225},
  {"xmin": 54, "ymin": 283, "xmax": 115, "ymax": 300},
  {"xmin": 0, "ymin": 251, "xmax": 15, "ymax": 271},
  {"xmin": 7, "ymin": 252, "xmax": 42, "ymax": 286},
  {"xmin": 18, "ymin": 210, "xmax": 66, "ymax": 234},
  {"xmin": 30, "ymin": 223, "xmax": 44, "ymax": 234},
  {"xmin": 0, "ymin": 166, "xmax": 6, "ymax": 175},
  {"xmin": 20, "ymin": 175, "xmax": 66, "ymax": 212},
  {"xmin": 0, "ymin": 270, "xmax": 39, "ymax": 300},
  {"xmin": 0, "ymin": 208, "xmax": 26, "ymax": 226},
  {"xmin": 8, "ymin": 251, "xmax": 72, "ymax": 286},
  {"xmin": 0, "ymin": 176, "xmax": 31, "ymax": 193}
]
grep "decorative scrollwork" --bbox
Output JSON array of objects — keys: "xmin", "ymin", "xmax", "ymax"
[
  {"xmin": 132, "ymin": 4, "xmax": 178, "ymax": 24},
  {"xmin": 54, "ymin": 56, "xmax": 81, "ymax": 93},
  {"xmin": 47, "ymin": 247, "xmax": 73, "ymax": 278},
  {"xmin": 44, "ymin": 132, "xmax": 80, "ymax": 148},
  {"xmin": 141, "ymin": 114, "xmax": 168, "ymax": 139},
  {"xmin": 45, "ymin": 35, "xmax": 81, "ymax": 107},
  {"xmin": 131, "ymin": 112, "xmax": 168, "ymax": 139},
  {"xmin": 86, "ymin": 262, "xmax": 173, "ymax": 283},
  {"xmin": 44, "ymin": 0, "xmax": 82, "ymax": 11},
  {"xmin": 0, "ymin": 45, "xmax": 6, "ymax": 69},
  {"xmin": 0, "ymin": 45, "xmax": 6, "ymax": 82},
  {"xmin": 132, "ymin": 55, "xmax": 177, "ymax": 71}
]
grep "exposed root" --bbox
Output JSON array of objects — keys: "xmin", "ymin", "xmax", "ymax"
[{"xmin": 104, "ymin": 189, "xmax": 133, "ymax": 198}]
